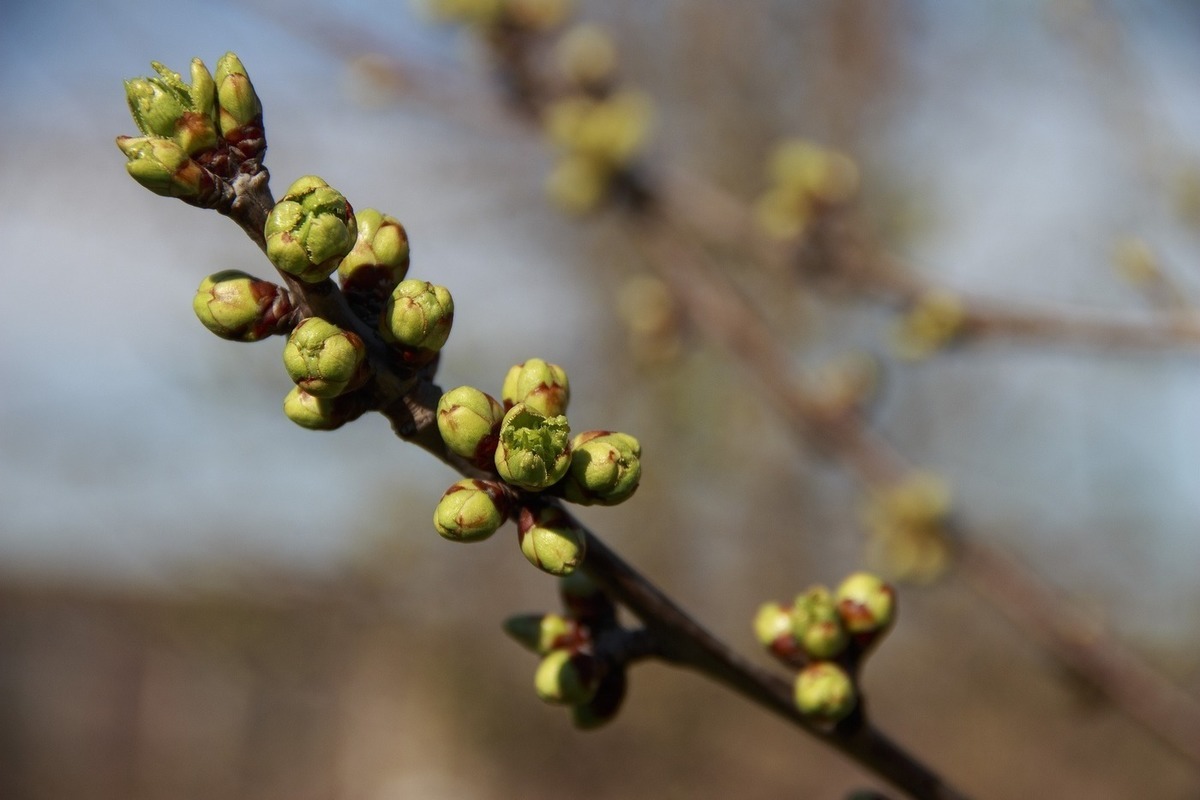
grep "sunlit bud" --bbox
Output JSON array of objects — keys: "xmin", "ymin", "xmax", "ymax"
[
  {"xmin": 503, "ymin": 612, "xmax": 576, "ymax": 655},
  {"xmin": 437, "ymin": 386, "xmax": 505, "ymax": 462},
  {"xmin": 791, "ymin": 586, "xmax": 849, "ymax": 660},
  {"xmin": 495, "ymin": 404, "xmax": 571, "ymax": 491},
  {"xmin": 501, "ymin": 358, "xmax": 570, "ymax": 416},
  {"xmin": 835, "ymin": 572, "xmax": 896, "ymax": 639},
  {"xmin": 559, "ymin": 431, "xmax": 641, "ymax": 506},
  {"xmin": 754, "ymin": 185, "xmax": 811, "ymax": 241},
  {"xmin": 555, "ymin": 24, "xmax": 617, "ymax": 87},
  {"xmin": 265, "ymin": 176, "xmax": 358, "ymax": 282},
  {"xmin": 214, "ymin": 52, "xmax": 262, "ymax": 137},
  {"xmin": 193, "ymin": 270, "xmax": 294, "ymax": 341},
  {"xmin": 794, "ymin": 662, "xmax": 857, "ymax": 724},
  {"xmin": 433, "ymin": 479, "xmax": 510, "ymax": 542},
  {"xmin": 768, "ymin": 139, "xmax": 859, "ymax": 205},
  {"xmin": 546, "ymin": 154, "xmax": 611, "ymax": 214},
  {"xmin": 546, "ymin": 92, "xmax": 653, "ymax": 167},
  {"xmin": 753, "ymin": 601, "xmax": 798, "ymax": 655},
  {"xmin": 281, "ymin": 317, "xmax": 366, "ymax": 398},
  {"xmin": 891, "ymin": 290, "xmax": 966, "ymax": 361},
  {"xmin": 116, "ymin": 136, "xmax": 212, "ymax": 199},
  {"xmin": 382, "ymin": 279, "xmax": 454, "ymax": 352},
  {"xmin": 282, "ymin": 386, "xmax": 347, "ymax": 430},
  {"xmin": 337, "ymin": 208, "xmax": 411, "ymax": 297},
  {"xmin": 518, "ymin": 505, "xmax": 586, "ymax": 576},
  {"xmin": 534, "ymin": 648, "xmax": 599, "ymax": 706},
  {"xmin": 572, "ymin": 667, "xmax": 626, "ymax": 729}
]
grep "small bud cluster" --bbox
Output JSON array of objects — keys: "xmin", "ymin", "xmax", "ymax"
[
  {"xmin": 862, "ymin": 472, "xmax": 953, "ymax": 583},
  {"xmin": 432, "ymin": 358, "xmax": 642, "ymax": 576},
  {"xmin": 505, "ymin": 572, "xmax": 629, "ymax": 729},
  {"xmin": 754, "ymin": 139, "xmax": 860, "ymax": 241},
  {"xmin": 890, "ymin": 290, "xmax": 967, "ymax": 361},
  {"xmin": 754, "ymin": 571, "xmax": 897, "ymax": 725},
  {"xmin": 117, "ymin": 54, "xmax": 264, "ymax": 205}
]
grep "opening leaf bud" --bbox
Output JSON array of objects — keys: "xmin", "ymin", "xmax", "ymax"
[
  {"xmin": 282, "ymin": 386, "xmax": 346, "ymax": 430},
  {"xmin": 382, "ymin": 279, "xmax": 454, "ymax": 352},
  {"xmin": 495, "ymin": 404, "xmax": 571, "ymax": 491},
  {"xmin": 835, "ymin": 572, "xmax": 896, "ymax": 639},
  {"xmin": 437, "ymin": 386, "xmax": 504, "ymax": 462},
  {"xmin": 338, "ymin": 208, "xmax": 411, "ymax": 297},
  {"xmin": 559, "ymin": 431, "xmax": 641, "ymax": 506},
  {"xmin": 193, "ymin": 270, "xmax": 293, "ymax": 342},
  {"xmin": 282, "ymin": 317, "xmax": 366, "ymax": 398},
  {"xmin": 791, "ymin": 586, "xmax": 849, "ymax": 660},
  {"xmin": 265, "ymin": 176, "xmax": 358, "ymax": 283},
  {"xmin": 433, "ymin": 479, "xmax": 509, "ymax": 542},
  {"xmin": 501, "ymin": 358, "xmax": 570, "ymax": 416},
  {"xmin": 503, "ymin": 613, "xmax": 575, "ymax": 655},
  {"xmin": 214, "ymin": 52, "xmax": 262, "ymax": 137},
  {"xmin": 518, "ymin": 506, "xmax": 586, "ymax": 576},
  {"xmin": 794, "ymin": 662, "xmax": 857, "ymax": 724},
  {"xmin": 534, "ymin": 648, "xmax": 600, "ymax": 706},
  {"xmin": 117, "ymin": 136, "xmax": 212, "ymax": 199}
]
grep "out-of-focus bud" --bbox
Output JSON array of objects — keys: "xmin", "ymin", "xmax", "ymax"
[
  {"xmin": 545, "ymin": 154, "xmax": 612, "ymax": 214},
  {"xmin": 501, "ymin": 358, "xmax": 570, "ymax": 416},
  {"xmin": 754, "ymin": 184, "xmax": 811, "ymax": 241},
  {"xmin": 891, "ymin": 290, "xmax": 966, "ymax": 361},
  {"xmin": 193, "ymin": 270, "xmax": 294, "ymax": 342},
  {"xmin": 559, "ymin": 431, "xmax": 641, "ymax": 506},
  {"xmin": 555, "ymin": 24, "xmax": 617, "ymax": 88},
  {"xmin": 382, "ymin": 279, "xmax": 454, "ymax": 352},
  {"xmin": 518, "ymin": 505, "xmax": 586, "ymax": 576},
  {"xmin": 495, "ymin": 404, "xmax": 571, "ymax": 491},
  {"xmin": 437, "ymin": 386, "xmax": 505, "ymax": 462},
  {"xmin": 433, "ymin": 479, "xmax": 510, "ymax": 542},
  {"xmin": 791, "ymin": 586, "xmax": 849, "ymax": 660},
  {"xmin": 214, "ymin": 52, "xmax": 262, "ymax": 138},
  {"xmin": 282, "ymin": 386, "xmax": 347, "ymax": 430},
  {"xmin": 571, "ymin": 667, "xmax": 626, "ymax": 729},
  {"xmin": 862, "ymin": 471, "xmax": 953, "ymax": 583},
  {"xmin": 834, "ymin": 572, "xmax": 896, "ymax": 639},
  {"xmin": 123, "ymin": 60, "xmax": 219, "ymax": 156},
  {"xmin": 753, "ymin": 601, "xmax": 799, "ymax": 657},
  {"xmin": 117, "ymin": 136, "xmax": 213, "ymax": 199},
  {"xmin": 768, "ymin": 139, "xmax": 860, "ymax": 205},
  {"xmin": 534, "ymin": 648, "xmax": 599, "ymax": 706},
  {"xmin": 793, "ymin": 662, "xmax": 857, "ymax": 724},
  {"xmin": 503, "ymin": 612, "xmax": 576, "ymax": 655},
  {"xmin": 546, "ymin": 91, "xmax": 653, "ymax": 167},
  {"xmin": 264, "ymin": 176, "xmax": 358, "ymax": 282},
  {"xmin": 282, "ymin": 317, "xmax": 366, "ymax": 397},
  {"xmin": 337, "ymin": 208, "xmax": 411, "ymax": 297},
  {"xmin": 559, "ymin": 571, "xmax": 616, "ymax": 626}
]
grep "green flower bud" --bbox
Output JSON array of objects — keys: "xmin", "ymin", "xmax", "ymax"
[
  {"xmin": 337, "ymin": 208, "xmax": 411, "ymax": 296},
  {"xmin": 518, "ymin": 506, "xmax": 586, "ymax": 576},
  {"xmin": 437, "ymin": 386, "xmax": 504, "ymax": 462},
  {"xmin": 495, "ymin": 404, "xmax": 571, "ymax": 491},
  {"xmin": 125, "ymin": 74, "xmax": 188, "ymax": 139},
  {"xmin": 835, "ymin": 572, "xmax": 896, "ymax": 638},
  {"xmin": 265, "ymin": 176, "xmax": 358, "ymax": 283},
  {"xmin": 791, "ymin": 586, "xmax": 849, "ymax": 660},
  {"xmin": 282, "ymin": 317, "xmax": 366, "ymax": 398},
  {"xmin": 382, "ymin": 279, "xmax": 454, "ymax": 352},
  {"xmin": 571, "ymin": 667, "xmax": 626, "ymax": 730},
  {"xmin": 214, "ymin": 52, "xmax": 262, "ymax": 137},
  {"xmin": 753, "ymin": 601, "xmax": 796, "ymax": 651},
  {"xmin": 559, "ymin": 431, "xmax": 641, "ymax": 506},
  {"xmin": 116, "ymin": 136, "xmax": 212, "ymax": 199},
  {"xmin": 534, "ymin": 648, "xmax": 599, "ymax": 706},
  {"xmin": 793, "ymin": 662, "xmax": 857, "ymax": 724},
  {"xmin": 193, "ymin": 270, "xmax": 294, "ymax": 342},
  {"xmin": 282, "ymin": 386, "xmax": 345, "ymax": 430},
  {"xmin": 501, "ymin": 358, "xmax": 570, "ymax": 416},
  {"xmin": 188, "ymin": 58, "xmax": 217, "ymax": 119},
  {"xmin": 433, "ymin": 479, "xmax": 509, "ymax": 542},
  {"xmin": 503, "ymin": 613, "xmax": 576, "ymax": 655}
]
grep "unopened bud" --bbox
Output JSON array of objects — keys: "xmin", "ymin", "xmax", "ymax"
[
  {"xmin": 265, "ymin": 176, "xmax": 358, "ymax": 283},
  {"xmin": 192, "ymin": 270, "xmax": 293, "ymax": 341},
  {"xmin": 501, "ymin": 358, "xmax": 570, "ymax": 416},
  {"xmin": 518, "ymin": 505, "xmax": 586, "ymax": 576},
  {"xmin": 835, "ymin": 572, "xmax": 896, "ymax": 639},
  {"xmin": 534, "ymin": 648, "xmax": 599, "ymax": 706},
  {"xmin": 791, "ymin": 586, "xmax": 849, "ymax": 660},
  {"xmin": 338, "ymin": 208, "xmax": 411, "ymax": 298},
  {"xmin": 793, "ymin": 662, "xmax": 857, "ymax": 724},
  {"xmin": 282, "ymin": 317, "xmax": 366, "ymax": 398},
  {"xmin": 753, "ymin": 601, "xmax": 798, "ymax": 654},
  {"xmin": 282, "ymin": 386, "xmax": 347, "ymax": 430},
  {"xmin": 214, "ymin": 52, "xmax": 262, "ymax": 138},
  {"xmin": 117, "ymin": 136, "xmax": 213, "ymax": 199},
  {"xmin": 433, "ymin": 479, "xmax": 509, "ymax": 542}
]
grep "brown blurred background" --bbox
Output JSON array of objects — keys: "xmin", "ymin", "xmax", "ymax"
[{"xmin": 2, "ymin": 0, "xmax": 1200, "ymax": 797}]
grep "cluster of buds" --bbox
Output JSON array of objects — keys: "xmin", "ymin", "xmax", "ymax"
[
  {"xmin": 862, "ymin": 472, "xmax": 954, "ymax": 583},
  {"xmin": 117, "ymin": 54, "xmax": 264, "ymax": 205},
  {"xmin": 754, "ymin": 139, "xmax": 860, "ymax": 241},
  {"xmin": 754, "ymin": 572, "xmax": 896, "ymax": 725},
  {"xmin": 505, "ymin": 571, "xmax": 629, "ymax": 729},
  {"xmin": 432, "ymin": 358, "xmax": 642, "ymax": 575},
  {"xmin": 891, "ymin": 289, "xmax": 968, "ymax": 361}
]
